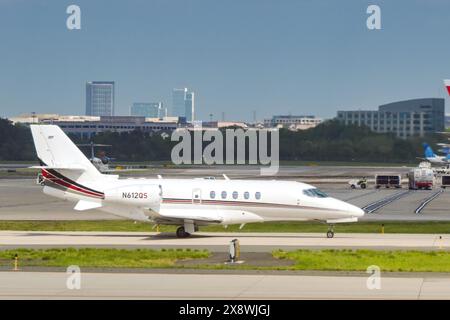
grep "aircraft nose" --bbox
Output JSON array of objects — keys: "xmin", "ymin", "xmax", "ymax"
[
  {"xmin": 348, "ymin": 203, "xmax": 365, "ymax": 217},
  {"xmin": 335, "ymin": 199, "xmax": 365, "ymax": 218},
  {"xmin": 329, "ymin": 197, "xmax": 365, "ymax": 218}
]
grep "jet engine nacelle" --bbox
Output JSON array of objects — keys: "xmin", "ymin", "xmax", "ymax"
[{"xmin": 104, "ymin": 184, "xmax": 162, "ymax": 211}]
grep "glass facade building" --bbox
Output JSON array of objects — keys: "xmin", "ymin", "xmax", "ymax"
[
  {"xmin": 337, "ymin": 98, "xmax": 445, "ymax": 138},
  {"xmin": 172, "ymin": 88, "xmax": 187, "ymax": 118},
  {"xmin": 85, "ymin": 81, "xmax": 115, "ymax": 116},
  {"xmin": 172, "ymin": 88, "xmax": 195, "ymax": 121},
  {"xmin": 184, "ymin": 91, "xmax": 195, "ymax": 121},
  {"xmin": 130, "ymin": 102, "xmax": 163, "ymax": 118}
]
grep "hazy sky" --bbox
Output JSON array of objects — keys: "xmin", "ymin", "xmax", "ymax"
[{"xmin": 1, "ymin": 0, "xmax": 450, "ymax": 121}]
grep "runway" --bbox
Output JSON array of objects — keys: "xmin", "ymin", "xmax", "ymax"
[
  {"xmin": 1, "ymin": 271, "xmax": 449, "ymax": 299},
  {"xmin": 0, "ymin": 231, "xmax": 448, "ymax": 252}
]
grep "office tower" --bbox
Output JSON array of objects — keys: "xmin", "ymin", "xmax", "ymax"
[
  {"xmin": 172, "ymin": 88, "xmax": 187, "ymax": 118},
  {"xmin": 185, "ymin": 91, "xmax": 195, "ymax": 121},
  {"xmin": 172, "ymin": 88, "xmax": 195, "ymax": 121},
  {"xmin": 130, "ymin": 102, "xmax": 163, "ymax": 118},
  {"xmin": 86, "ymin": 81, "xmax": 115, "ymax": 116}
]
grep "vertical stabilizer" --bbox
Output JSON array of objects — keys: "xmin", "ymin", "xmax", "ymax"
[{"xmin": 30, "ymin": 125, "xmax": 102, "ymax": 182}]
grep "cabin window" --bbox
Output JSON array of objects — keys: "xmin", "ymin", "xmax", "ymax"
[
  {"xmin": 244, "ymin": 191, "xmax": 250, "ymax": 199},
  {"xmin": 210, "ymin": 191, "xmax": 216, "ymax": 199},
  {"xmin": 221, "ymin": 191, "xmax": 227, "ymax": 199},
  {"xmin": 232, "ymin": 191, "xmax": 238, "ymax": 199},
  {"xmin": 255, "ymin": 192, "xmax": 261, "ymax": 200}
]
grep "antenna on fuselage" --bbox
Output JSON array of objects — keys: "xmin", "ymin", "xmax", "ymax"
[{"xmin": 223, "ymin": 174, "xmax": 230, "ymax": 180}]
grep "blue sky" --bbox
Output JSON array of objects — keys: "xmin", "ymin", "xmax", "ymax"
[{"xmin": 1, "ymin": 0, "xmax": 450, "ymax": 121}]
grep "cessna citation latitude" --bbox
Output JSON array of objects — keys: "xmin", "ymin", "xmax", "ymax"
[{"xmin": 30, "ymin": 125, "xmax": 364, "ymax": 238}]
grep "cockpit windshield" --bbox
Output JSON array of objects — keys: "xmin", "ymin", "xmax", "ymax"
[{"xmin": 302, "ymin": 188, "xmax": 329, "ymax": 198}]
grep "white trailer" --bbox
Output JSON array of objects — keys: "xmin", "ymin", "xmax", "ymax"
[{"xmin": 408, "ymin": 167, "xmax": 434, "ymax": 190}]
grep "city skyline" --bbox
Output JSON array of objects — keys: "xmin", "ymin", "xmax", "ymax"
[{"xmin": 1, "ymin": 1, "xmax": 450, "ymax": 121}]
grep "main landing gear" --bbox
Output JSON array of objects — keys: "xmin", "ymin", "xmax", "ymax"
[
  {"xmin": 176, "ymin": 226, "xmax": 191, "ymax": 238},
  {"xmin": 326, "ymin": 225, "xmax": 335, "ymax": 238}
]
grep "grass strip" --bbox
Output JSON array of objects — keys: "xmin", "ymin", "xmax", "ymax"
[
  {"xmin": 0, "ymin": 220, "xmax": 450, "ymax": 234},
  {"xmin": 0, "ymin": 248, "xmax": 209, "ymax": 269},
  {"xmin": 273, "ymin": 249, "xmax": 450, "ymax": 272},
  {"xmin": 3, "ymin": 248, "xmax": 450, "ymax": 272}
]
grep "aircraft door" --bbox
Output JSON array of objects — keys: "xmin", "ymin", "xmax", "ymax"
[{"xmin": 192, "ymin": 188, "xmax": 202, "ymax": 204}]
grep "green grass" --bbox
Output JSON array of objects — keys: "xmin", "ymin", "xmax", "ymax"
[
  {"xmin": 273, "ymin": 249, "xmax": 450, "ymax": 272},
  {"xmin": 0, "ymin": 248, "xmax": 209, "ymax": 269},
  {"xmin": 3, "ymin": 247, "xmax": 450, "ymax": 272},
  {"xmin": 1, "ymin": 220, "xmax": 450, "ymax": 234}
]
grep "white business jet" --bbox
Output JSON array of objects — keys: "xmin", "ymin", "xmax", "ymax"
[{"xmin": 30, "ymin": 125, "xmax": 364, "ymax": 238}]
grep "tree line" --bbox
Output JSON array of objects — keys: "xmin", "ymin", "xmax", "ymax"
[{"xmin": 0, "ymin": 118, "xmax": 442, "ymax": 163}]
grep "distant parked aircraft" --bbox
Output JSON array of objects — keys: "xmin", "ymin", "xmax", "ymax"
[
  {"xmin": 420, "ymin": 143, "xmax": 450, "ymax": 164},
  {"xmin": 444, "ymin": 79, "xmax": 450, "ymax": 95}
]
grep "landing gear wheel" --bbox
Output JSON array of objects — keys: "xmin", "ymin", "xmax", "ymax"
[
  {"xmin": 326, "ymin": 230, "xmax": 334, "ymax": 238},
  {"xmin": 176, "ymin": 226, "xmax": 190, "ymax": 238}
]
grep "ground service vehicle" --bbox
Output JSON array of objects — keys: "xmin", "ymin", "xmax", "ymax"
[
  {"xmin": 408, "ymin": 167, "xmax": 434, "ymax": 190},
  {"xmin": 441, "ymin": 175, "xmax": 450, "ymax": 189},
  {"xmin": 348, "ymin": 178, "xmax": 367, "ymax": 189},
  {"xmin": 375, "ymin": 174, "xmax": 402, "ymax": 189}
]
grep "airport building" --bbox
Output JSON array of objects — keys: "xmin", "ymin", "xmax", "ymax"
[
  {"xmin": 172, "ymin": 88, "xmax": 195, "ymax": 121},
  {"xmin": 337, "ymin": 98, "xmax": 445, "ymax": 138},
  {"xmin": 9, "ymin": 114, "xmax": 181, "ymax": 139},
  {"xmin": 264, "ymin": 115, "xmax": 323, "ymax": 130},
  {"xmin": 85, "ymin": 81, "xmax": 115, "ymax": 116},
  {"xmin": 130, "ymin": 102, "xmax": 165, "ymax": 118}
]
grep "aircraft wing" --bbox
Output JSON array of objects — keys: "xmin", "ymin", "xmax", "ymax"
[
  {"xmin": 155, "ymin": 208, "xmax": 264, "ymax": 225},
  {"xmin": 98, "ymin": 168, "xmax": 148, "ymax": 173},
  {"xmin": 30, "ymin": 165, "xmax": 86, "ymax": 171}
]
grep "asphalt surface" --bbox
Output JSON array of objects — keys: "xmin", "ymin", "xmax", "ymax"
[
  {"xmin": 1, "ymin": 271, "xmax": 449, "ymax": 299},
  {"xmin": 1, "ymin": 231, "xmax": 448, "ymax": 252}
]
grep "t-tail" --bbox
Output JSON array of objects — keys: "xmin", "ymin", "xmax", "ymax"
[
  {"xmin": 423, "ymin": 143, "xmax": 436, "ymax": 159},
  {"xmin": 30, "ymin": 125, "xmax": 106, "ymax": 201}
]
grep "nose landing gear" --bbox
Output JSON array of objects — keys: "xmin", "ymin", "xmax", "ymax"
[{"xmin": 326, "ymin": 225, "xmax": 335, "ymax": 238}]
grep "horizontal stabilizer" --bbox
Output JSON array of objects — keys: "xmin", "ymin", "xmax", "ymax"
[{"xmin": 74, "ymin": 200, "xmax": 102, "ymax": 211}]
